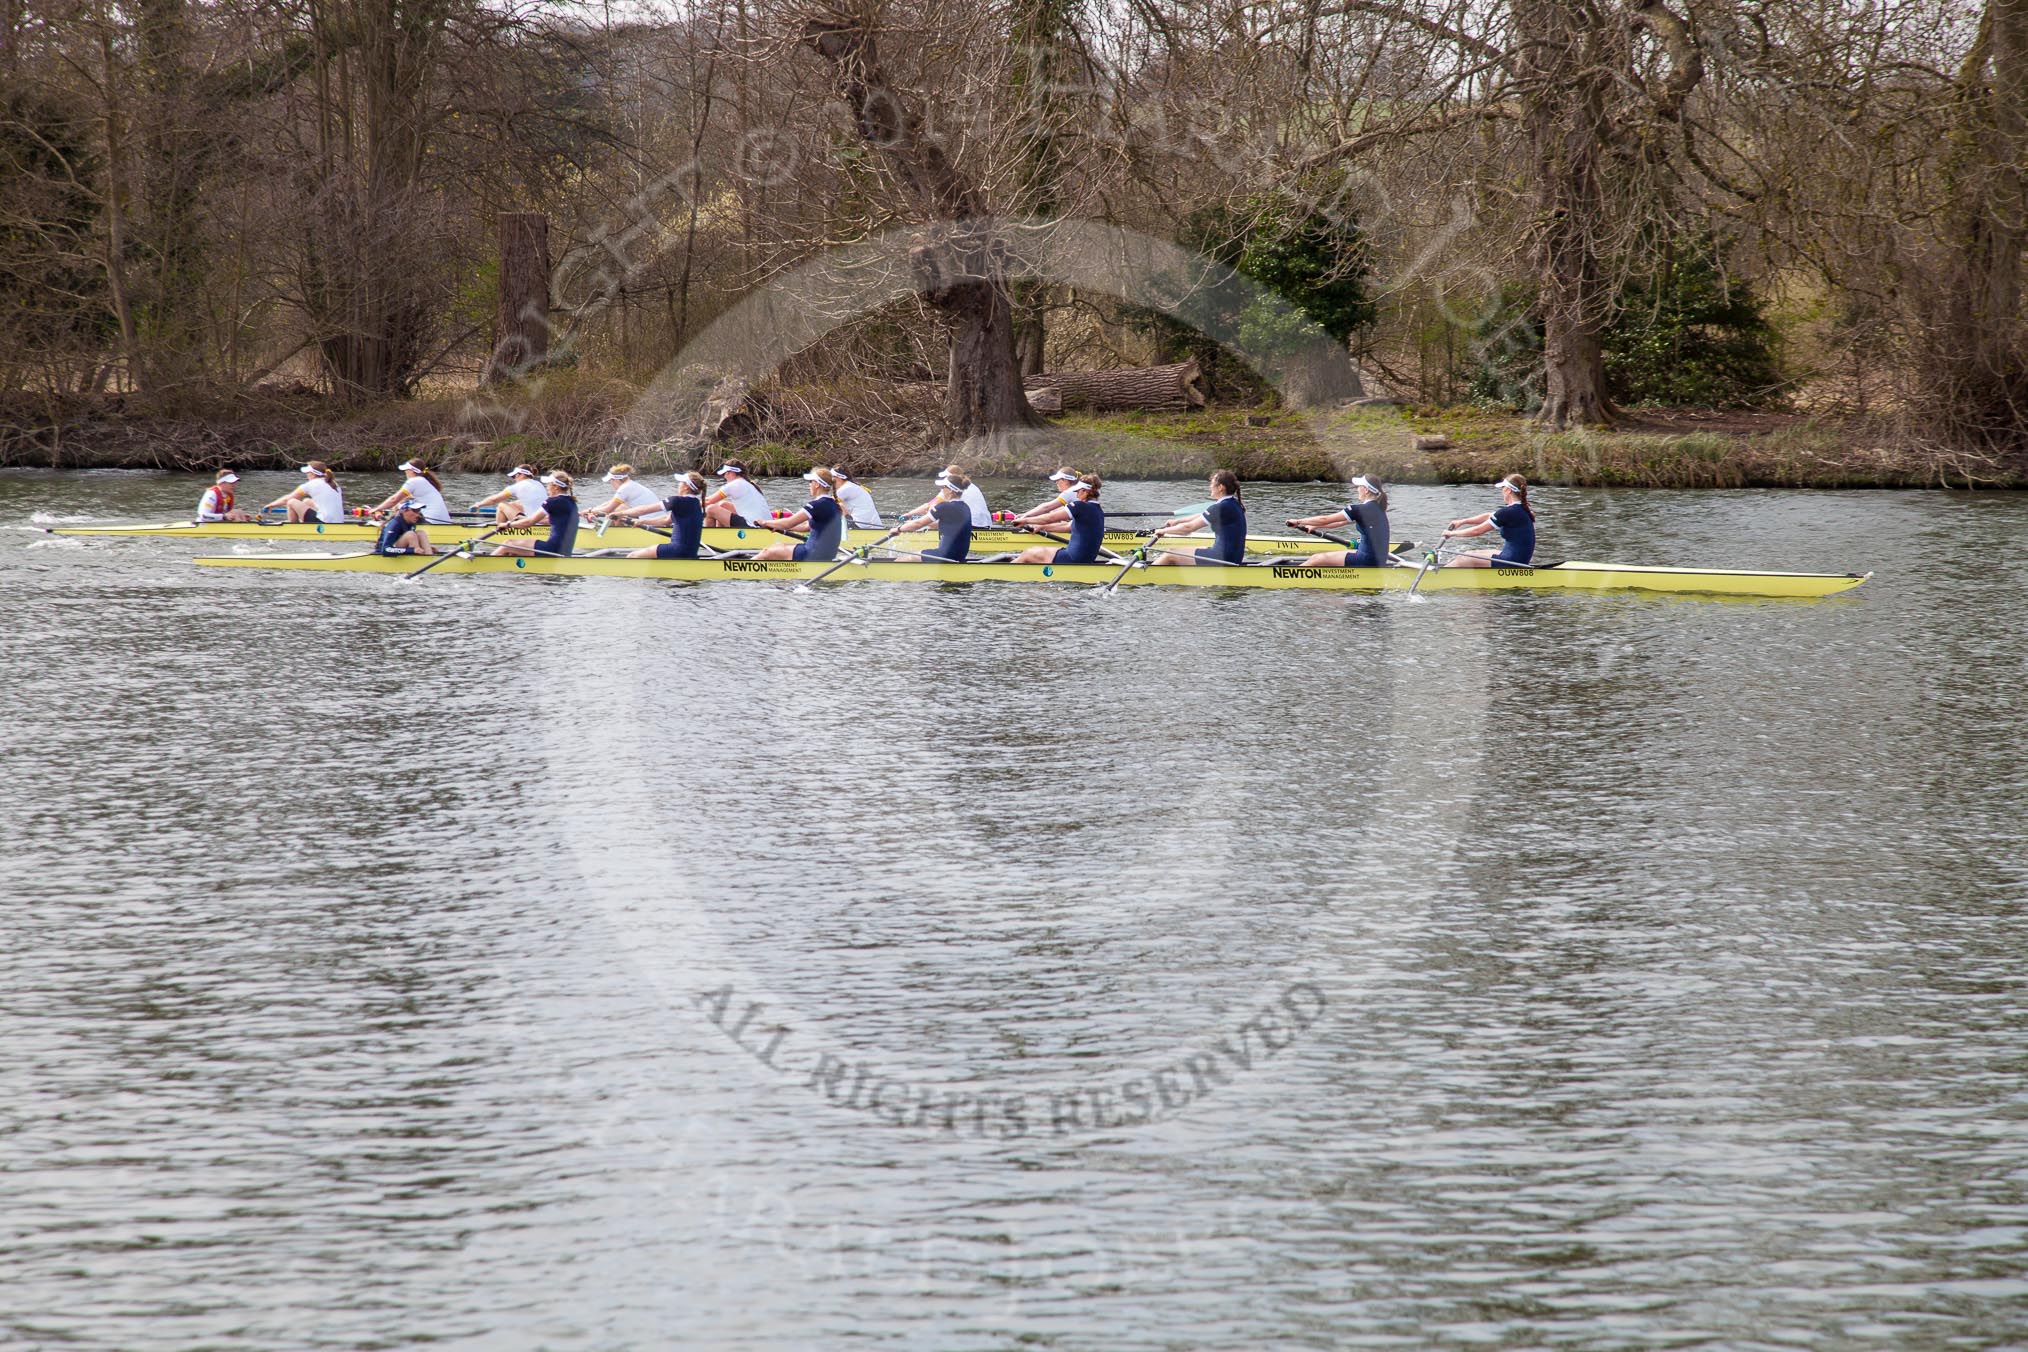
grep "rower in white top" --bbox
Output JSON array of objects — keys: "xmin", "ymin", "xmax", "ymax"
[
  {"xmin": 471, "ymin": 465, "xmax": 548, "ymax": 525},
  {"xmin": 263, "ymin": 462, "xmax": 346, "ymax": 524},
  {"xmin": 900, "ymin": 462, "xmax": 993, "ymax": 529},
  {"xmin": 704, "ymin": 459, "xmax": 772, "ymax": 528},
  {"xmin": 371, "ymin": 460, "xmax": 453, "ymax": 524},
  {"xmin": 585, "ymin": 463, "xmax": 663, "ymax": 522},
  {"xmin": 1009, "ymin": 467, "xmax": 1082, "ymax": 530},
  {"xmin": 832, "ymin": 466, "xmax": 882, "ymax": 528}
]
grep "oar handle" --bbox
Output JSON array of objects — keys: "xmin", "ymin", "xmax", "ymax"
[{"xmin": 1287, "ymin": 520, "xmax": 1355, "ymax": 549}]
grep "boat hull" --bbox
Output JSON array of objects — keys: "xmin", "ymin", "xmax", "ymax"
[
  {"xmin": 191, "ymin": 550, "xmax": 1871, "ymax": 597},
  {"xmin": 54, "ymin": 519, "xmax": 1322, "ymax": 557}
]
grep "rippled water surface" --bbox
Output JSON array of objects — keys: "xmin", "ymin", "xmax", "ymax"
[{"xmin": 3, "ymin": 469, "xmax": 2024, "ymax": 1349}]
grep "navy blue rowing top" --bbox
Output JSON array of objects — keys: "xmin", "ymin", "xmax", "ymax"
[
  {"xmin": 1060, "ymin": 497, "xmax": 1104, "ymax": 564},
  {"xmin": 799, "ymin": 496, "xmax": 843, "ymax": 561},
  {"xmin": 661, "ymin": 494, "xmax": 703, "ymax": 558},
  {"xmin": 1202, "ymin": 495, "xmax": 1246, "ymax": 563},
  {"xmin": 540, "ymin": 494, "xmax": 578, "ymax": 557},
  {"xmin": 931, "ymin": 499, "xmax": 972, "ymax": 562},
  {"xmin": 1345, "ymin": 498, "xmax": 1390, "ymax": 567},
  {"xmin": 1492, "ymin": 501, "xmax": 1535, "ymax": 563},
  {"xmin": 375, "ymin": 514, "xmax": 421, "ymax": 554}
]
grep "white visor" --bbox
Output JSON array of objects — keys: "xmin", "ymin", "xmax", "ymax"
[
  {"xmin": 509, "ymin": 466, "xmax": 535, "ymax": 477},
  {"xmin": 603, "ymin": 472, "xmax": 627, "ymax": 483},
  {"xmin": 398, "ymin": 461, "xmax": 420, "ymax": 474},
  {"xmin": 298, "ymin": 464, "xmax": 317, "ymax": 475},
  {"xmin": 1497, "ymin": 479, "xmax": 1521, "ymax": 492},
  {"xmin": 217, "ymin": 473, "xmax": 239, "ymax": 484},
  {"xmin": 1049, "ymin": 470, "xmax": 1078, "ymax": 483},
  {"xmin": 540, "ymin": 475, "xmax": 565, "ymax": 488},
  {"xmin": 803, "ymin": 470, "xmax": 826, "ymax": 483},
  {"xmin": 1352, "ymin": 475, "xmax": 1377, "ymax": 493},
  {"xmin": 716, "ymin": 464, "xmax": 741, "ymax": 476}
]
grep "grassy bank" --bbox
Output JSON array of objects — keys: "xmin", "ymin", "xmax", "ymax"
[{"xmin": 3, "ymin": 382, "xmax": 2017, "ymax": 489}]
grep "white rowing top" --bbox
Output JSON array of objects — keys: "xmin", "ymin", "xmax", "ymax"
[
  {"xmin": 511, "ymin": 479, "xmax": 547, "ymax": 514},
  {"xmin": 612, "ymin": 479, "xmax": 660, "ymax": 511},
  {"xmin": 304, "ymin": 479, "xmax": 345, "ymax": 522},
  {"xmin": 401, "ymin": 475, "xmax": 453, "ymax": 524},
  {"xmin": 838, "ymin": 480, "xmax": 882, "ymax": 528},
  {"xmin": 720, "ymin": 477, "xmax": 770, "ymax": 523},
  {"xmin": 960, "ymin": 482, "xmax": 991, "ymax": 527}
]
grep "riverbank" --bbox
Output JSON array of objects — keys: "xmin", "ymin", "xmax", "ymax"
[{"xmin": 4, "ymin": 385, "xmax": 2017, "ymax": 488}]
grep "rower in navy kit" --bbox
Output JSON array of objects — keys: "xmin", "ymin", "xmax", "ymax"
[
  {"xmin": 1151, "ymin": 470, "xmax": 1246, "ymax": 565},
  {"xmin": 1014, "ymin": 475, "xmax": 1103, "ymax": 564},
  {"xmin": 1443, "ymin": 475, "xmax": 1536, "ymax": 566},
  {"xmin": 894, "ymin": 471, "xmax": 974, "ymax": 562},
  {"xmin": 1009, "ymin": 467, "xmax": 1081, "ymax": 530},
  {"xmin": 753, "ymin": 468, "xmax": 845, "ymax": 562},
  {"xmin": 899, "ymin": 463, "xmax": 992, "ymax": 531},
  {"xmin": 617, "ymin": 471, "xmax": 708, "ymax": 560},
  {"xmin": 491, "ymin": 472, "xmax": 578, "ymax": 557},
  {"xmin": 1291, "ymin": 474, "xmax": 1391, "ymax": 567},
  {"xmin": 374, "ymin": 501, "xmax": 433, "ymax": 555}
]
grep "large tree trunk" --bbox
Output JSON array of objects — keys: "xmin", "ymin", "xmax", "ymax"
[
  {"xmin": 1025, "ymin": 359, "xmax": 1206, "ymax": 412},
  {"xmin": 483, "ymin": 211, "xmax": 551, "ymax": 386},
  {"xmin": 133, "ymin": 0, "xmax": 208, "ymax": 397},
  {"xmin": 1933, "ymin": 0, "xmax": 2028, "ymax": 449},
  {"xmin": 1515, "ymin": 0, "xmax": 1617, "ymax": 430},
  {"xmin": 801, "ymin": 9, "xmax": 1040, "ymax": 445}
]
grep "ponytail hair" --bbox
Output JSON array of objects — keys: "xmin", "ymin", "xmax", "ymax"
[
  {"xmin": 410, "ymin": 464, "xmax": 444, "ymax": 492},
  {"xmin": 306, "ymin": 460, "xmax": 339, "ymax": 491},
  {"xmin": 1500, "ymin": 474, "xmax": 1533, "ymax": 520},
  {"xmin": 806, "ymin": 467, "xmax": 842, "ymax": 500},
  {"xmin": 1210, "ymin": 469, "xmax": 1241, "ymax": 501}
]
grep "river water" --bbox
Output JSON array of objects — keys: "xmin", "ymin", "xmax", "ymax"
[{"xmin": 3, "ymin": 469, "xmax": 2024, "ymax": 1350}]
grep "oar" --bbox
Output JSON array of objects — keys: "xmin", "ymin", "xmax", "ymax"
[
  {"xmin": 405, "ymin": 525, "xmax": 508, "ymax": 578},
  {"xmin": 796, "ymin": 526, "xmax": 905, "ymax": 590},
  {"xmin": 1408, "ymin": 542, "xmax": 1458, "ymax": 594},
  {"xmin": 1005, "ymin": 521, "xmax": 1130, "ymax": 564},
  {"xmin": 1286, "ymin": 519, "xmax": 1356, "ymax": 549},
  {"xmin": 1101, "ymin": 531, "xmax": 1164, "ymax": 593}
]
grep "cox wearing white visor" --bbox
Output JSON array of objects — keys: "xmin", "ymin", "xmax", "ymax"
[
  {"xmin": 1441, "ymin": 475, "xmax": 1536, "ymax": 567},
  {"xmin": 370, "ymin": 460, "xmax": 451, "ymax": 524},
  {"xmin": 471, "ymin": 465, "xmax": 547, "ymax": 525},
  {"xmin": 703, "ymin": 459, "xmax": 771, "ymax": 529},
  {"xmin": 262, "ymin": 461, "xmax": 345, "ymax": 524},
  {"xmin": 585, "ymin": 463, "xmax": 662, "ymax": 522},
  {"xmin": 1290, "ymin": 473, "xmax": 1391, "ymax": 567},
  {"xmin": 196, "ymin": 469, "xmax": 253, "ymax": 523}
]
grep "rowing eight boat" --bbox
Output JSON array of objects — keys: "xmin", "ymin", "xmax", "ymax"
[
  {"xmin": 191, "ymin": 550, "xmax": 1871, "ymax": 597},
  {"xmin": 53, "ymin": 519, "xmax": 1316, "ymax": 556}
]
